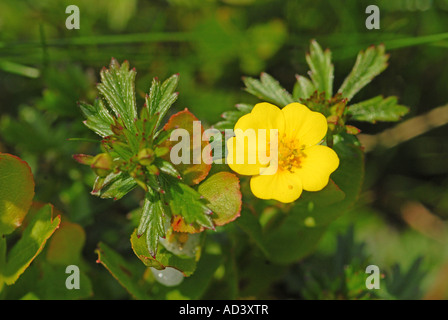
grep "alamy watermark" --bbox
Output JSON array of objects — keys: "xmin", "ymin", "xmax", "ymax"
[
  {"xmin": 169, "ymin": 122, "xmax": 279, "ymax": 175},
  {"xmin": 65, "ymin": 265, "xmax": 80, "ymax": 290},
  {"xmin": 66, "ymin": 5, "xmax": 80, "ymax": 30},
  {"xmin": 365, "ymin": 265, "xmax": 381, "ymax": 290},
  {"xmin": 366, "ymin": 5, "xmax": 380, "ymax": 30}
]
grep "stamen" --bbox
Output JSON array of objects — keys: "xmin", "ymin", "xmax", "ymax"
[{"xmin": 278, "ymin": 134, "xmax": 305, "ymax": 172}]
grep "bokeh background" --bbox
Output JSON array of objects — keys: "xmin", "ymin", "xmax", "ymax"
[{"xmin": 1, "ymin": 0, "xmax": 448, "ymax": 299}]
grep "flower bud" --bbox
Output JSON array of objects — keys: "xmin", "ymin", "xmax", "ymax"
[
  {"xmin": 138, "ymin": 148, "xmax": 155, "ymax": 166},
  {"xmin": 90, "ymin": 153, "xmax": 113, "ymax": 177}
]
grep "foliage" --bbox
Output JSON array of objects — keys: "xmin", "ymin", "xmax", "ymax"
[{"xmin": 1, "ymin": 0, "xmax": 448, "ymax": 300}]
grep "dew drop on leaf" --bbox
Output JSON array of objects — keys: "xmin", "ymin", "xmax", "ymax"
[{"xmin": 150, "ymin": 267, "xmax": 184, "ymax": 287}]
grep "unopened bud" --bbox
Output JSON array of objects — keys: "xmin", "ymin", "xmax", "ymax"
[
  {"xmin": 91, "ymin": 153, "xmax": 113, "ymax": 177},
  {"xmin": 138, "ymin": 148, "xmax": 155, "ymax": 166}
]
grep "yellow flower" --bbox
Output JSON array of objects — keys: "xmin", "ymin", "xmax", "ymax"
[{"xmin": 226, "ymin": 102, "xmax": 339, "ymax": 203}]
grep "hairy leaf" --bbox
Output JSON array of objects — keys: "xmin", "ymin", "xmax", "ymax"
[
  {"xmin": 164, "ymin": 179, "xmax": 214, "ymax": 232},
  {"xmin": 243, "ymin": 72, "xmax": 294, "ymax": 107},
  {"xmin": 146, "ymin": 74, "xmax": 179, "ymax": 131},
  {"xmin": 79, "ymin": 99, "xmax": 115, "ymax": 137},
  {"xmin": 137, "ymin": 193, "xmax": 167, "ymax": 257},
  {"xmin": 97, "ymin": 59, "xmax": 137, "ymax": 131},
  {"xmin": 347, "ymin": 95, "xmax": 409, "ymax": 123},
  {"xmin": 292, "ymin": 74, "xmax": 316, "ymax": 101},
  {"xmin": 91, "ymin": 171, "xmax": 137, "ymax": 200},
  {"xmin": 338, "ymin": 45, "xmax": 389, "ymax": 101},
  {"xmin": 305, "ymin": 40, "xmax": 334, "ymax": 99}
]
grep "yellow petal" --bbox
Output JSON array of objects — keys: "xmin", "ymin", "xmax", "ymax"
[
  {"xmin": 235, "ymin": 102, "xmax": 285, "ymax": 133},
  {"xmin": 281, "ymin": 103, "xmax": 328, "ymax": 147},
  {"xmin": 227, "ymin": 102, "xmax": 283, "ymax": 175},
  {"xmin": 226, "ymin": 136, "xmax": 266, "ymax": 175},
  {"xmin": 250, "ymin": 170, "xmax": 303, "ymax": 203},
  {"xmin": 292, "ymin": 145, "xmax": 339, "ymax": 191}
]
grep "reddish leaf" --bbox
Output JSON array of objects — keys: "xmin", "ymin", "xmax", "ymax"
[
  {"xmin": 198, "ymin": 172, "xmax": 242, "ymax": 226},
  {"xmin": 161, "ymin": 108, "xmax": 211, "ymax": 185},
  {"xmin": 171, "ymin": 214, "xmax": 204, "ymax": 234},
  {"xmin": 46, "ymin": 220, "xmax": 86, "ymax": 265}
]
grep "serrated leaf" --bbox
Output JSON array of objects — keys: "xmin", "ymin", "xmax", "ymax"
[
  {"xmin": 213, "ymin": 120, "xmax": 237, "ymax": 131},
  {"xmin": 338, "ymin": 45, "xmax": 389, "ymax": 101},
  {"xmin": 243, "ymin": 72, "xmax": 294, "ymax": 107},
  {"xmin": 137, "ymin": 194, "xmax": 166, "ymax": 257},
  {"xmin": 347, "ymin": 95, "xmax": 409, "ymax": 123},
  {"xmin": 97, "ymin": 59, "xmax": 137, "ymax": 131},
  {"xmin": 146, "ymin": 74, "xmax": 179, "ymax": 131},
  {"xmin": 91, "ymin": 171, "xmax": 137, "ymax": 200},
  {"xmin": 79, "ymin": 99, "xmax": 115, "ymax": 138},
  {"xmin": 154, "ymin": 158, "xmax": 181, "ymax": 179},
  {"xmin": 0, "ymin": 153, "xmax": 35, "ymax": 235},
  {"xmin": 213, "ymin": 107, "xmax": 251, "ymax": 131},
  {"xmin": 1, "ymin": 204, "xmax": 61, "ymax": 286},
  {"xmin": 107, "ymin": 141, "xmax": 134, "ymax": 161},
  {"xmin": 305, "ymin": 40, "xmax": 334, "ymax": 99},
  {"xmin": 165, "ymin": 180, "xmax": 214, "ymax": 232},
  {"xmin": 292, "ymin": 74, "xmax": 316, "ymax": 101},
  {"xmin": 235, "ymin": 103, "xmax": 254, "ymax": 113}
]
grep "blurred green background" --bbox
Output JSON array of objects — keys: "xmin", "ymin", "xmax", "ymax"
[{"xmin": 1, "ymin": 0, "xmax": 448, "ymax": 299}]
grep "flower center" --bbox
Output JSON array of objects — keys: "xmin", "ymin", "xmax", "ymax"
[{"xmin": 278, "ymin": 134, "xmax": 305, "ymax": 172}]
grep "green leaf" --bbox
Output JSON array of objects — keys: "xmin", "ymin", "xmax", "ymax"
[
  {"xmin": 235, "ymin": 209, "xmax": 270, "ymax": 258},
  {"xmin": 165, "ymin": 180, "xmax": 214, "ymax": 231},
  {"xmin": 130, "ymin": 229, "xmax": 198, "ymax": 276},
  {"xmin": 213, "ymin": 104, "xmax": 254, "ymax": 131},
  {"xmin": 136, "ymin": 193, "xmax": 166, "ymax": 257},
  {"xmin": 95, "ymin": 242, "xmax": 150, "ymax": 300},
  {"xmin": 347, "ymin": 95, "xmax": 409, "ymax": 123},
  {"xmin": 0, "ymin": 153, "xmax": 35, "ymax": 235},
  {"xmin": 146, "ymin": 74, "xmax": 179, "ymax": 131},
  {"xmin": 384, "ymin": 257, "xmax": 426, "ymax": 300},
  {"xmin": 35, "ymin": 262, "xmax": 93, "ymax": 300},
  {"xmin": 338, "ymin": 45, "xmax": 389, "ymax": 101},
  {"xmin": 292, "ymin": 74, "xmax": 316, "ymax": 101},
  {"xmin": 91, "ymin": 171, "xmax": 137, "ymax": 200},
  {"xmin": 79, "ymin": 99, "xmax": 115, "ymax": 137},
  {"xmin": 154, "ymin": 158, "xmax": 181, "ymax": 179},
  {"xmin": 97, "ymin": 59, "xmax": 137, "ymax": 131},
  {"xmin": 305, "ymin": 40, "xmax": 334, "ymax": 99},
  {"xmin": 1, "ymin": 204, "xmax": 61, "ymax": 286},
  {"xmin": 243, "ymin": 72, "xmax": 294, "ymax": 107},
  {"xmin": 198, "ymin": 172, "xmax": 242, "ymax": 227},
  {"xmin": 0, "ymin": 237, "xmax": 6, "ymax": 292},
  {"xmin": 299, "ymin": 179, "xmax": 346, "ymax": 207}
]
